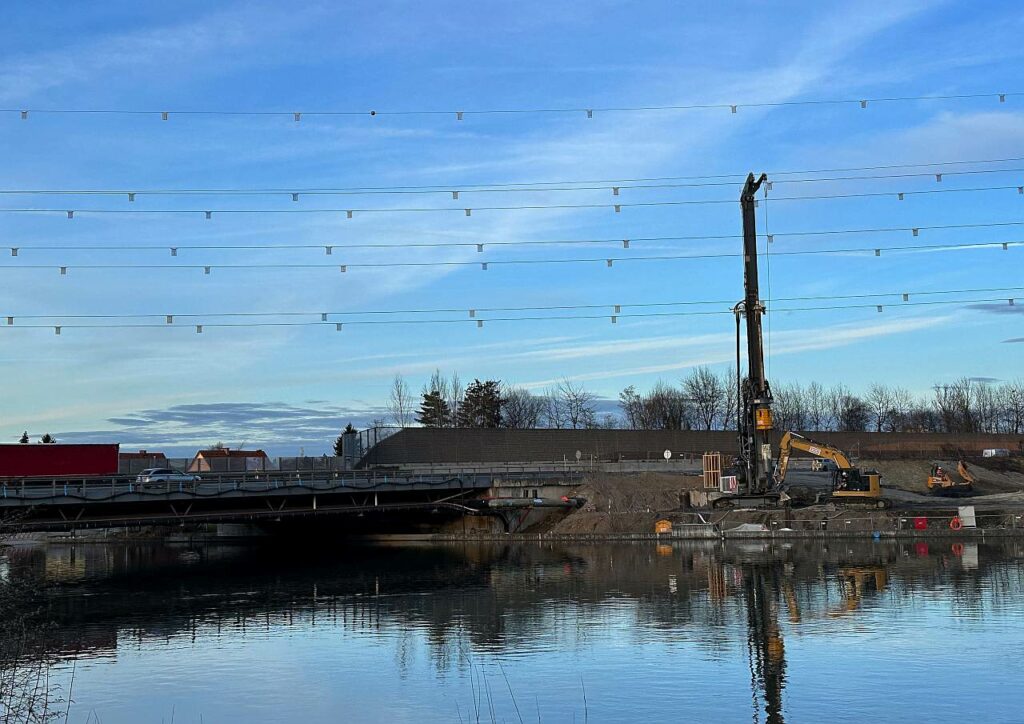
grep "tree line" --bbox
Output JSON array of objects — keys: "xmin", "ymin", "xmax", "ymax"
[
  {"xmin": 375, "ymin": 369, "xmax": 1024, "ymax": 434},
  {"xmin": 384, "ymin": 371, "xmax": 610, "ymax": 430}
]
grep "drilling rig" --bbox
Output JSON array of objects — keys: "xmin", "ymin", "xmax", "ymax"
[{"xmin": 714, "ymin": 172, "xmax": 785, "ymax": 508}]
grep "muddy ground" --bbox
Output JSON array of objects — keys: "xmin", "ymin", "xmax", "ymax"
[
  {"xmin": 541, "ymin": 458, "xmax": 1024, "ymax": 535},
  {"xmin": 862, "ymin": 457, "xmax": 1024, "ymax": 495}
]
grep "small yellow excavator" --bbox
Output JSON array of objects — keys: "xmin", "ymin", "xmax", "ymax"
[
  {"xmin": 926, "ymin": 460, "xmax": 975, "ymax": 496},
  {"xmin": 774, "ymin": 431, "xmax": 890, "ymax": 508}
]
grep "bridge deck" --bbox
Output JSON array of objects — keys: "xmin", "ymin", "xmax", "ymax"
[{"xmin": 0, "ymin": 470, "xmax": 578, "ymax": 532}]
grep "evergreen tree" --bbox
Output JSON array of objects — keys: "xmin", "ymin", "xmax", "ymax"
[
  {"xmin": 457, "ymin": 379, "xmax": 504, "ymax": 428},
  {"xmin": 417, "ymin": 390, "xmax": 452, "ymax": 427},
  {"xmin": 40, "ymin": 433, "xmax": 56, "ymax": 443},
  {"xmin": 18, "ymin": 431, "xmax": 29, "ymax": 443}
]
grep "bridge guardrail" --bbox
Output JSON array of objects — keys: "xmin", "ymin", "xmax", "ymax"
[{"xmin": 0, "ymin": 469, "xmax": 578, "ymax": 505}]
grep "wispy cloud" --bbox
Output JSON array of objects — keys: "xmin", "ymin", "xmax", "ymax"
[
  {"xmin": 55, "ymin": 401, "xmax": 385, "ymax": 456},
  {"xmin": 0, "ymin": 4, "xmax": 332, "ymax": 102},
  {"xmin": 520, "ymin": 314, "xmax": 951, "ymax": 387},
  {"xmin": 968, "ymin": 303, "xmax": 1024, "ymax": 315}
]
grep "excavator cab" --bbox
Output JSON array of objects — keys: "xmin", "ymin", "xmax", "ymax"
[{"xmin": 832, "ymin": 467, "xmax": 883, "ymax": 499}]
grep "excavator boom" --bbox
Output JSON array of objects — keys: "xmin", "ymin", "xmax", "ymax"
[
  {"xmin": 774, "ymin": 431, "xmax": 887, "ymax": 507},
  {"xmin": 774, "ymin": 432, "xmax": 853, "ymax": 484}
]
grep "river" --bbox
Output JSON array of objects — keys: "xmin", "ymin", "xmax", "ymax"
[{"xmin": 2, "ymin": 537, "xmax": 1023, "ymax": 723}]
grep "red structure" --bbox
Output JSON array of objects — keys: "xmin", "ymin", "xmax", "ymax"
[{"xmin": 0, "ymin": 443, "xmax": 120, "ymax": 478}]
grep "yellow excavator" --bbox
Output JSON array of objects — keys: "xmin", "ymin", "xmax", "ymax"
[
  {"xmin": 829, "ymin": 567, "xmax": 889, "ymax": 617},
  {"xmin": 774, "ymin": 432, "xmax": 890, "ymax": 508},
  {"xmin": 926, "ymin": 460, "xmax": 975, "ymax": 496}
]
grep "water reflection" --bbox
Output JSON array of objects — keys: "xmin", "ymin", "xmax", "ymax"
[{"xmin": 2, "ymin": 538, "xmax": 1023, "ymax": 723}]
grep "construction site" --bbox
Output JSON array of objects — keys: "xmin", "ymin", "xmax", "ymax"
[
  {"xmin": 2, "ymin": 171, "xmax": 1020, "ymax": 542},
  {"xmin": 343, "ymin": 173, "xmax": 1024, "ymax": 540}
]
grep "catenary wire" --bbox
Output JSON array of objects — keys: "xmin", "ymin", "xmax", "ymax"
[
  {"xmin": 0, "ymin": 240, "xmax": 1018, "ymax": 271},
  {"xmin": 3, "ymin": 286, "xmax": 1020, "ymax": 321},
  {"xmin": 9, "ymin": 154, "xmax": 1022, "ymax": 194},
  {"xmin": 9, "ymin": 220, "xmax": 1024, "ymax": 253},
  {"xmin": 1, "ymin": 182, "xmax": 1022, "ymax": 218},
  {"xmin": 0, "ymin": 296, "xmax": 1017, "ymax": 331},
  {"xmin": 3, "ymin": 91, "xmax": 1019, "ymax": 119},
  {"xmin": 3, "ymin": 165, "xmax": 1024, "ymax": 198}
]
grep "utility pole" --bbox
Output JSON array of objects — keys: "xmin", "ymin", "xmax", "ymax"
[{"xmin": 738, "ymin": 172, "xmax": 774, "ymax": 495}]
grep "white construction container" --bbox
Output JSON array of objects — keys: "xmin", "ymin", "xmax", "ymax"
[{"xmin": 983, "ymin": 449, "xmax": 1010, "ymax": 458}]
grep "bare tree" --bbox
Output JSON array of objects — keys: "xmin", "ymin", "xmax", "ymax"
[
  {"xmin": 974, "ymin": 381, "xmax": 1000, "ymax": 433},
  {"xmin": 886, "ymin": 386, "xmax": 914, "ymax": 432},
  {"xmin": 932, "ymin": 378, "xmax": 979, "ymax": 433},
  {"xmin": 682, "ymin": 366, "xmax": 725, "ymax": 431},
  {"xmin": 866, "ymin": 383, "xmax": 895, "ymax": 432},
  {"xmin": 447, "ymin": 372, "xmax": 464, "ymax": 426},
  {"xmin": 386, "ymin": 373, "xmax": 414, "ymax": 427},
  {"xmin": 619, "ymin": 385, "xmax": 643, "ymax": 429},
  {"xmin": 827, "ymin": 383, "xmax": 869, "ymax": 431},
  {"xmin": 647, "ymin": 381, "xmax": 690, "ymax": 429},
  {"xmin": 502, "ymin": 385, "xmax": 545, "ymax": 428},
  {"xmin": 542, "ymin": 386, "xmax": 567, "ymax": 429},
  {"xmin": 773, "ymin": 381, "xmax": 807, "ymax": 432},
  {"xmin": 720, "ymin": 367, "xmax": 738, "ymax": 431},
  {"xmin": 619, "ymin": 381, "xmax": 690, "ymax": 429},
  {"xmin": 805, "ymin": 381, "xmax": 828, "ymax": 431},
  {"xmin": 1000, "ymin": 379, "xmax": 1024, "ymax": 434},
  {"xmin": 551, "ymin": 378, "xmax": 597, "ymax": 429}
]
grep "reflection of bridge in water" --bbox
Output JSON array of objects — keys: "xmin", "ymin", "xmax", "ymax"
[{"xmin": 6, "ymin": 539, "xmax": 1023, "ymax": 722}]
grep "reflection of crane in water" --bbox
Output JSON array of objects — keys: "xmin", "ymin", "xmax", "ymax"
[
  {"xmin": 741, "ymin": 563, "xmax": 788, "ymax": 724},
  {"xmin": 737, "ymin": 561, "xmax": 888, "ymax": 723}
]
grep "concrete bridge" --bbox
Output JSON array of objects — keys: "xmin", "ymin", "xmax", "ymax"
[{"xmin": 0, "ymin": 469, "xmax": 581, "ymax": 533}]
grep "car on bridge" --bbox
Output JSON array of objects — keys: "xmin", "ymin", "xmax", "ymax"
[{"xmin": 136, "ymin": 468, "xmax": 201, "ymax": 486}]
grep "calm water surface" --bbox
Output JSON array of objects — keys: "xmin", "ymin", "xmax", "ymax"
[{"xmin": 3, "ymin": 537, "xmax": 1024, "ymax": 723}]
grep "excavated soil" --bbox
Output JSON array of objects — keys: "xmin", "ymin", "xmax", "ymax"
[
  {"xmin": 863, "ymin": 458, "xmax": 1024, "ymax": 496},
  {"xmin": 544, "ymin": 472, "xmax": 703, "ymax": 534},
  {"xmin": 535, "ymin": 461, "xmax": 1024, "ymax": 535}
]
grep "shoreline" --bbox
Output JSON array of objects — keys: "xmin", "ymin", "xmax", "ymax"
[{"xmin": 430, "ymin": 527, "xmax": 1022, "ymax": 542}]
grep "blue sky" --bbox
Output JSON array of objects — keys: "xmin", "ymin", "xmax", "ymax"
[{"xmin": 0, "ymin": 1, "xmax": 1022, "ymax": 454}]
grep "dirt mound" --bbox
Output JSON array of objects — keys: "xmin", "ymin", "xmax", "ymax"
[
  {"xmin": 861, "ymin": 458, "xmax": 1024, "ymax": 496},
  {"xmin": 569, "ymin": 471, "xmax": 703, "ymax": 514},
  {"xmin": 540, "ymin": 472, "xmax": 702, "ymax": 535}
]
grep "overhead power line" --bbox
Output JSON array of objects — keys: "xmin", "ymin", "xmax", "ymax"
[
  {"xmin": 3, "ymin": 165, "xmax": 1023, "ymax": 199},
  {"xmin": 38, "ymin": 155, "xmax": 1024, "ymax": 195},
  {"xmin": 4, "ymin": 285, "xmax": 1020, "ymax": 321},
  {"xmin": 1, "ymin": 240, "xmax": 1018, "ymax": 274},
  {"xmin": 2, "ymin": 182, "xmax": 1022, "ymax": 219},
  {"xmin": 1, "ymin": 296, "xmax": 1017, "ymax": 334},
  {"xmin": 8, "ymin": 220, "xmax": 1024, "ymax": 254},
  {"xmin": 4, "ymin": 155, "xmax": 1021, "ymax": 203},
  {"xmin": 4, "ymin": 91, "xmax": 1018, "ymax": 121}
]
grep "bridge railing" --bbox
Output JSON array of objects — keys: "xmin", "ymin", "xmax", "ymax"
[{"xmin": 0, "ymin": 469, "xmax": 575, "ymax": 504}]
